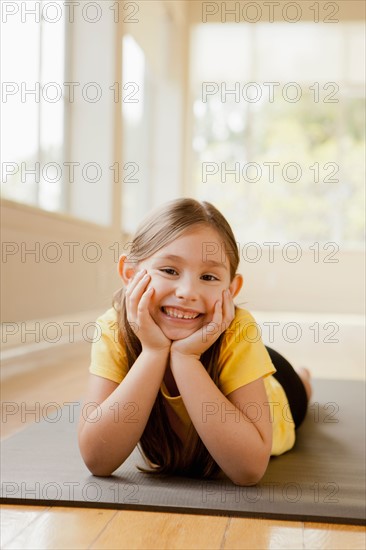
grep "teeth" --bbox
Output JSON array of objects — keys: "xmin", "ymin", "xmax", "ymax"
[{"xmin": 163, "ymin": 307, "xmax": 200, "ymax": 320}]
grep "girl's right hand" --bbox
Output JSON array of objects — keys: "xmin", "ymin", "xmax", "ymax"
[{"xmin": 125, "ymin": 269, "xmax": 171, "ymax": 354}]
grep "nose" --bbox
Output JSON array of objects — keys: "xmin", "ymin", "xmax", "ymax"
[{"xmin": 174, "ymin": 275, "xmax": 199, "ymax": 301}]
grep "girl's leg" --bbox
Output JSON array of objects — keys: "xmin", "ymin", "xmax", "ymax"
[
  {"xmin": 265, "ymin": 346, "xmax": 311, "ymax": 429},
  {"xmin": 296, "ymin": 367, "xmax": 312, "ymax": 402}
]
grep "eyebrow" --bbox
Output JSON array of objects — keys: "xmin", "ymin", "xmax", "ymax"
[{"xmin": 153, "ymin": 254, "xmax": 228, "ymax": 270}]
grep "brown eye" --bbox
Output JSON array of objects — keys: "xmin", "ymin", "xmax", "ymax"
[
  {"xmin": 202, "ymin": 274, "xmax": 218, "ymax": 281},
  {"xmin": 160, "ymin": 268, "xmax": 177, "ymax": 275}
]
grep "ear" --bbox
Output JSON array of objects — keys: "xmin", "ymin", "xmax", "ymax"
[
  {"xmin": 228, "ymin": 273, "xmax": 243, "ymax": 299},
  {"xmin": 118, "ymin": 254, "xmax": 137, "ymax": 285}
]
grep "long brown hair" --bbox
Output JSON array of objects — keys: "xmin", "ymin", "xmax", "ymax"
[{"xmin": 112, "ymin": 198, "xmax": 240, "ymax": 479}]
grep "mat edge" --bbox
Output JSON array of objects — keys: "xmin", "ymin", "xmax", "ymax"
[{"xmin": 0, "ymin": 498, "xmax": 365, "ymax": 527}]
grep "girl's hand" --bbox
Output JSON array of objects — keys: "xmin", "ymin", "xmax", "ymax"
[
  {"xmin": 170, "ymin": 289, "xmax": 235, "ymax": 360},
  {"xmin": 125, "ymin": 269, "xmax": 171, "ymax": 354}
]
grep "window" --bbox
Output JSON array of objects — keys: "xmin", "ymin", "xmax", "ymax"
[
  {"xmin": 121, "ymin": 34, "xmax": 151, "ymax": 234},
  {"xmin": 1, "ymin": 1, "xmax": 65, "ymax": 212},
  {"xmin": 121, "ymin": 4, "xmax": 184, "ymax": 235},
  {"xmin": 190, "ymin": 23, "xmax": 365, "ymax": 249}
]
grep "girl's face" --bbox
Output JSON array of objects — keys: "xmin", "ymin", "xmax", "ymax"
[{"xmin": 132, "ymin": 226, "xmax": 243, "ymax": 341}]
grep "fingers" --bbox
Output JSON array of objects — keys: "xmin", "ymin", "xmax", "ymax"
[
  {"xmin": 126, "ymin": 270, "xmax": 150, "ymax": 301},
  {"xmin": 211, "ymin": 289, "xmax": 235, "ymax": 332},
  {"xmin": 203, "ymin": 289, "xmax": 234, "ymax": 334},
  {"xmin": 223, "ymin": 288, "xmax": 235, "ymax": 320},
  {"xmin": 125, "ymin": 269, "xmax": 152, "ymax": 322},
  {"xmin": 125, "ymin": 268, "xmax": 147, "ymax": 296},
  {"xmin": 137, "ymin": 287, "xmax": 154, "ymax": 315},
  {"xmin": 211, "ymin": 298, "xmax": 223, "ymax": 326}
]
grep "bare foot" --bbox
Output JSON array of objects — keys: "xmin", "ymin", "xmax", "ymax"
[{"xmin": 296, "ymin": 367, "xmax": 312, "ymax": 402}]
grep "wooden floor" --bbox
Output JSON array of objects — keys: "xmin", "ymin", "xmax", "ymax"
[{"xmin": 1, "ymin": 341, "xmax": 365, "ymax": 549}]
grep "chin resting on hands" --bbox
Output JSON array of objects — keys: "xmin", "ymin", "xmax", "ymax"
[{"xmin": 170, "ymin": 289, "xmax": 235, "ymax": 360}]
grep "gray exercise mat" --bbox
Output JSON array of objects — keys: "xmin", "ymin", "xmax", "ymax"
[{"xmin": 1, "ymin": 379, "xmax": 365, "ymax": 525}]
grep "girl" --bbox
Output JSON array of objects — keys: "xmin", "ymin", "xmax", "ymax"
[{"xmin": 78, "ymin": 198, "xmax": 312, "ymax": 486}]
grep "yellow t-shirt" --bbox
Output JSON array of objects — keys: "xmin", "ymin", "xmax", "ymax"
[{"xmin": 89, "ymin": 306, "xmax": 296, "ymax": 456}]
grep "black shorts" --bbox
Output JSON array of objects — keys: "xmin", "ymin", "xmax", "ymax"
[{"xmin": 265, "ymin": 346, "xmax": 309, "ymax": 429}]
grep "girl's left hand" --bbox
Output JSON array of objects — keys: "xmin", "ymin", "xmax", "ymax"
[{"xmin": 170, "ymin": 289, "xmax": 235, "ymax": 360}]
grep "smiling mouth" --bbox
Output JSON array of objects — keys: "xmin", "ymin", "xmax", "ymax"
[{"xmin": 161, "ymin": 306, "xmax": 203, "ymax": 320}]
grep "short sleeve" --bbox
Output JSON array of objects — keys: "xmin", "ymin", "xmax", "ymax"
[
  {"xmin": 218, "ymin": 307, "xmax": 276, "ymax": 396},
  {"xmin": 89, "ymin": 307, "xmax": 128, "ymax": 384}
]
